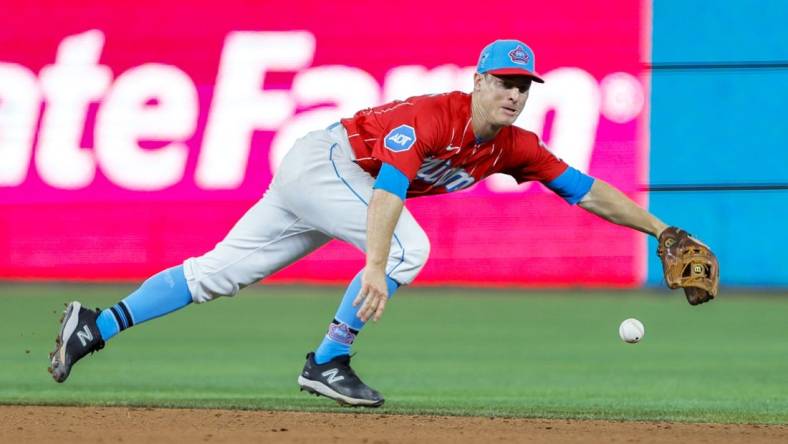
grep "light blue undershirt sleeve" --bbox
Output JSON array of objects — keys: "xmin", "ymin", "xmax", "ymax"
[
  {"xmin": 544, "ymin": 166, "xmax": 595, "ymax": 205},
  {"xmin": 373, "ymin": 163, "xmax": 410, "ymax": 201}
]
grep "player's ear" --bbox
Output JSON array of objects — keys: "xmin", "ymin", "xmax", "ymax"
[{"xmin": 473, "ymin": 73, "xmax": 484, "ymax": 92}]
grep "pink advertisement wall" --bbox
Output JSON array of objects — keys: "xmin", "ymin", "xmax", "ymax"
[{"xmin": 0, "ymin": 0, "xmax": 649, "ymax": 286}]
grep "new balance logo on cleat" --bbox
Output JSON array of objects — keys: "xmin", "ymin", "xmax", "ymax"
[
  {"xmin": 321, "ymin": 368, "xmax": 345, "ymax": 384},
  {"xmin": 297, "ymin": 352, "xmax": 384, "ymax": 407},
  {"xmin": 76, "ymin": 325, "xmax": 93, "ymax": 347},
  {"xmin": 48, "ymin": 301, "xmax": 105, "ymax": 383}
]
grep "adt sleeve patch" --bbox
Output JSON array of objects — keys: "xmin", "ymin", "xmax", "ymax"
[{"xmin": 384, "ymin": 125, "xmax": 417, "ymax": 152}]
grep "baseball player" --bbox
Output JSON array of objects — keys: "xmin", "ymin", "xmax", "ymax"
[{"xmin": 49, "ymin": 40, "xmax": 718, "ymax": 407}]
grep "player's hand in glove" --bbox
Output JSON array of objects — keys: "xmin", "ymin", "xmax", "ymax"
[{"xmin": 657, "ymin": 226, "xmax": 720, "ymax": 305}]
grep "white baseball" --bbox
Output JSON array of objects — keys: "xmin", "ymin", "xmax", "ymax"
[{"xmin": 618, "ymin": 318, "xmax": 645, "ymax": 343}]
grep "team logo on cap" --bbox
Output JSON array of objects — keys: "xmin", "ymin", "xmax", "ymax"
[{"xmin": 508, "ymin": 45, "xmax": 530, "ymax": 65}]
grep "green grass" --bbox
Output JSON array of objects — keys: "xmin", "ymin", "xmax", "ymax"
[{"xmin": 1, "ymin": 283, "xmax": 786, "ymax": 424}]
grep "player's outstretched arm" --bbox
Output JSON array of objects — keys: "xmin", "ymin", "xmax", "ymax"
[
  {"xmin": 353, "ymin": 189, "xmax": 404, "ymax": 322},
  {"xmin": 577, "ymin": 179, "xmax": 667, "ymax": 237},
  {"xmin": 579, "ymin": 179, "xmax": 719, "ymax": 304}
]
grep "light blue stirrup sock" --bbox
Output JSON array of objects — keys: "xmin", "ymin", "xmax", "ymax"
[
  {"xmin": 95, "ymin": 265, "xmax": 192, "ymax": 341},
  {"xmin": 314, "ymin": 270, "xmax": 400, "ymax": 364}
]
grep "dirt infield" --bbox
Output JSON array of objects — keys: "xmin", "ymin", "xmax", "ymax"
[{"xmin": 1, "ymin": 406, "xmax": 785, "ymax": 443}]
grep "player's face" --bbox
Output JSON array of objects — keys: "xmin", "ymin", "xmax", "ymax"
[{"xmin": 474, "ymin": 73, "xmax": 531, "ymax": 126}]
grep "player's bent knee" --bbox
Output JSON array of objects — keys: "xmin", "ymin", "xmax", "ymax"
[
  {"xmin": 391, "ymin": 231, "xmax": 430, "ymax": 285},
  {"xmin": 408, "ymin": 226, "xmax": 431, "ymax": 269},
  {"xmin": 410, "ymin": 240, "xmax": 431, "ymax": 271}
]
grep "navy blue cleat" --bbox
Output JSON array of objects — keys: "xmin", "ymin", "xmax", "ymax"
[
  {"xmin": 298, "ymin": 352, "xmax": 384, "ymax": 407},
  {"xmin": 49, "ymin": 301, "xmax": 105, "ymax": 383}
]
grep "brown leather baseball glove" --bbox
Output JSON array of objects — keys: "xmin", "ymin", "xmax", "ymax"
[{"xmin": 657, "ymin": 227, "xmax": 719, "ymax": 305}]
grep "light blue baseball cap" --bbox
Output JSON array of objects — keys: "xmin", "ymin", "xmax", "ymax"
[{"xmin": 476, "ymin": 39, "xmax": 544, "ymax": 83}]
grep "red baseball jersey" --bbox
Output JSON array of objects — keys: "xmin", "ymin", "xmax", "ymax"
[{"xmin": 340, "ymin": 92, "xmax": 568, "ymax": 198}]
